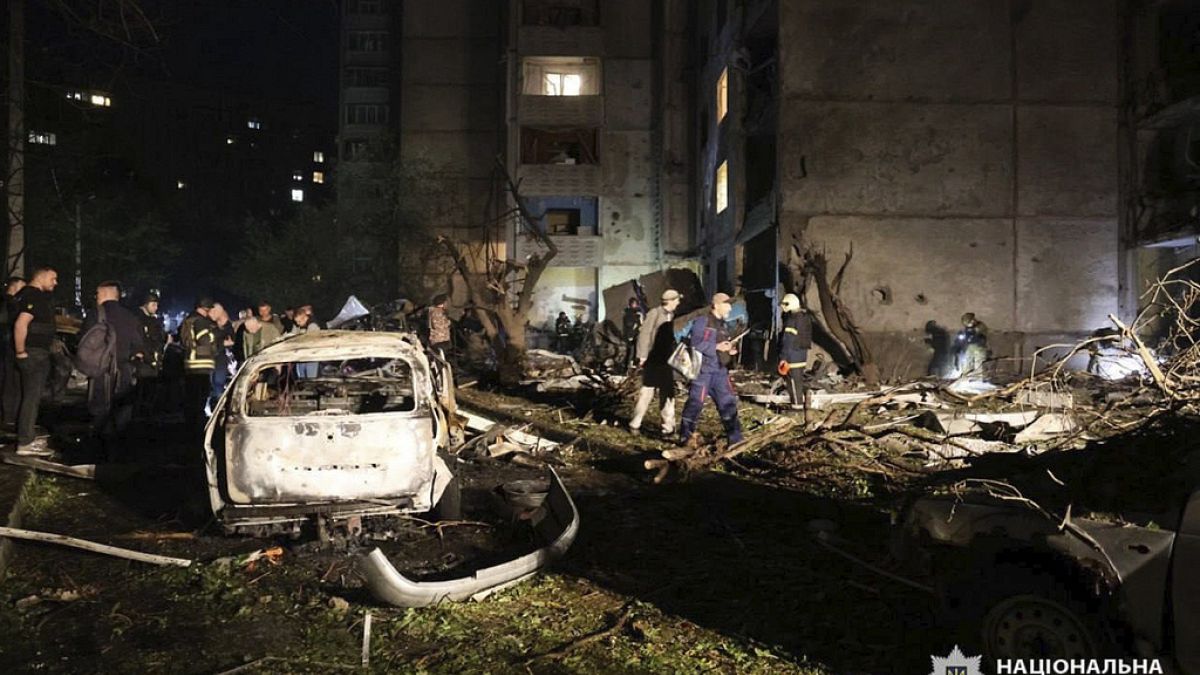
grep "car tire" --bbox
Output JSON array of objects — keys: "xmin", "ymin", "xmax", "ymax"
[
  {"xmin": 432, "ymin": 471, "xmax": 462, "ymax": 521},
  {"xmin": 941, "ymin": 562, "xmax": 1114, "ymax": 663}
]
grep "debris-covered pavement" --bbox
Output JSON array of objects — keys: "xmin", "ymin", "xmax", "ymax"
[{"xmin": 4, "ymin": 265, "xmax": 1200, "ymax": 673}]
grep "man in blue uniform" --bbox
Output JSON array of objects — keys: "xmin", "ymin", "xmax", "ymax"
[{"xmin": 679, "ymin": 292, "xmax": 743, "ymax": 446}]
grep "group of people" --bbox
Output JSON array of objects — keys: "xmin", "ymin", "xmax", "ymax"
[
  {"xmin": 0, "ymin": 267, "xmax": 169, "ymax": 457},
  {"xmin": 179, "ymin": 299, "xmax": 324, "ymax": 429},
  {"xmin": 626, "ymin": 288, "xmax": 814, "ymax": 447}
]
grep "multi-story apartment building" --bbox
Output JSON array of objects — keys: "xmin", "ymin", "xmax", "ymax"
[{"xmin": 337, "ymin": 0, "xmax": 694, "ymax": 338}]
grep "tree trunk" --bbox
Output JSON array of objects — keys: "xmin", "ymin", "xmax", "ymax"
[{"xmin": 6, "ymin": 0, "xmax": 26, "ymax": 277}]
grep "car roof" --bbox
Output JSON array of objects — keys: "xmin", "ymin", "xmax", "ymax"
[{"xmin": 249, "ymin": 329, "xmax": 428, "ymax": 364}]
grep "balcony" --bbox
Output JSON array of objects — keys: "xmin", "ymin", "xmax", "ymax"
[
  {"xmin": 519, "ymin": 95, "xmax": 604, "ymax": 127},
  {"xmin": 518, "ymin": 25, "xmax": 605, "ymax": 56},
  {"xmin": 517, "ymin": 164, "xmax": 602, "ymax": 195}
]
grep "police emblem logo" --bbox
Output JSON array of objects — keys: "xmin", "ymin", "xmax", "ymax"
[{"xmin": 930, "ymin": 646, "xmax": 983, "ymax": 675}]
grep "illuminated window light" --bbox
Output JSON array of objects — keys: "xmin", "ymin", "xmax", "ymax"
[
  {"xmin": 176, "ymin": 180, "xmax": 187, "ymax": 190},
  {"xmin": 28, "ymin": 131, "xmax": 57, "ymax": 146},
  {"xmin": 247, "ymin": 118, "xmax": 261, "ymax": 130},
  {"xmin": 715, "ymin": 160, "xmax": 728, "ymax": 214},
  {"xmin": 292, "ymin": 170, "xmax": 304, "ymax": 182},
  {"xmin": 313, "ymin": 151, "xmax": 325, "ymax": 163},
  {"xmin": 226, "ymin": 136, "xmax": 236, "ymax": 145},
  {"xmin": 312, "ymin": 171, "xmax": 325, "ymax": 184},
  {"xmin": 90, "ymin": 94, "xmax": 112, "ymax": 107},
  {"xmin": 716, "ymin": 68, "xmax": 728, "ymax": 123},
  {"xmin": 291, "ymin": 189, "xmax": 304, "ymax": 202}
]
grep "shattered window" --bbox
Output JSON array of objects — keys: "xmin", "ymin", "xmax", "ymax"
[{"xmin": 246, "ymin": 357, "xmax": 417, "ymax": 417}]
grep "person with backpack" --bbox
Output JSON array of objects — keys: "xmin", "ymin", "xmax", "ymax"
[
  {"xmin": 180, "ymin": 297, "xmax": 217, "ymax": 430},
  {"xmin": 678, "ymin": 292, "xmax": 744, "ymax": 447},
  {"xmin": 80, "ymin": 281, "xmax": 144, "ymax": 458}
]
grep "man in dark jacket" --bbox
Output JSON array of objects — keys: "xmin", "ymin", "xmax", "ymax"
[
  {"xmin": 181, "ymin": 297, "xmax": 217, "ymax": 430},
  {"xmin": 1, "ymin": 276, "xmax": 26, "ymax": 429},
  {"xmin": 621, "ymin": 297, "xmax": 642, "ymax": 372},
  {"xmin": 679, "ymin": 293, "xmax": 743, "ymax": 446},
  {"xmin": 778, "ymin": 293, "xmax": 813, "ymax": 412},
  {"xmin": 85, "ymin": 281, "xmax": 145, "ymax": 457},
  {"xmin": 135, "ymin": 292, "xmax": 166, "ymax": 415},
  {"xmin": 554, "ymin": 312, "xmax": 571, "ymax": 353}
]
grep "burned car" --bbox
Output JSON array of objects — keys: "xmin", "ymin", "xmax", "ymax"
[
  {"xmin": 204, "ymin": 330, "xmax": 462, "ymax": 536},
  {"xmin": 897, "ymin": 483, "xmax": 1199, "ymax": 672},
  {"xmin": 203, "ymin": 330, "xmax": 580, "ymax": 607}
]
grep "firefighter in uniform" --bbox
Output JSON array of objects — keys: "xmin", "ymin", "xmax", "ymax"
[
  {"xmin": 777, "ymin": 293, "xmax": 813, "ymax": 412},
  {"xmin": 180, "ymin": 298, "xmax": 217, "ymax": 430}
]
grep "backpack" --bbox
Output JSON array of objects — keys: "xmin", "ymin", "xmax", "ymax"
[{"xmin": 74, "ymin": 305, "xmax": 118, "ymax": 378}]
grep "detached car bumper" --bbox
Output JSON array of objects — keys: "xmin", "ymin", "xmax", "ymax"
[{"xmin": 358, "ymin": 467, "xmax": 579, "ymax": 607}]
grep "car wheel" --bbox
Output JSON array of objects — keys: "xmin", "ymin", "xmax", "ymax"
[{"xmin": 942, "ymin": 562, "xmax": 1112, "ymax": 662}]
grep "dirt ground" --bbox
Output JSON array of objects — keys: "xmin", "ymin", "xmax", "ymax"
[{"xmin": 0, "ymin": 388, "xmax": 946, "ymax": 674}]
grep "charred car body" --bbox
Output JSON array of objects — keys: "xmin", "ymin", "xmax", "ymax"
[
  {"xmin": 203, "ymin": 330, "xmax": 579, "ymax": 607},
  {"xmin": 898, "ymin": 485, "xmax": 1199, "ymax": 672},
  {"xmin": 204, "ymin": 331, "xmax": 462, "ymax": 536}
]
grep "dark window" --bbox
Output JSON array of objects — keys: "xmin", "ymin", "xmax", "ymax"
[
  {"xmin": 345, "ymin": 68, "xmax": 389, "ymax": 87},
  {"xmin": 347, "ymin": 0, "xmax": 383, "ymax": 14},
  {"xmin": 344, "ymin": 139, "xmax": 370, "ymax": 160},
  {"xmin": 717, "ymin": 258, "xmax": 729, "ymax": 294},
  {"xmin": 522, "ymin": 0, "xmax": 599, "ymax": 26},
  {"xmin": 345, "ymin": 104, "xmax": 389, "ymax": 125},
  {"xmin": 347, "ymin": 31, "xmax": 388, "ymax": 53},
  {"xmin": 520, "ymin": 128, "xmax": 599, "ymax": 164}
]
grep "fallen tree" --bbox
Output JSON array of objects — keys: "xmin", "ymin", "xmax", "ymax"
[{"xmin": 438, "ymin": 158, "xmax": 558, "ymax": 385}]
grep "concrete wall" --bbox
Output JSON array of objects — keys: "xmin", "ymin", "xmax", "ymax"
[
  {"xmin": 777, "ymin": 0, "xmax": 1122, "ymax": 371},
  {"xmin": 398, "ymin": 0, "xmax": 506, "ymax": 298}
]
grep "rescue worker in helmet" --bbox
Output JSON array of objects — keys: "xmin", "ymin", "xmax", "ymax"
[
  {"xmin": 777, "ymin": 293, "xmax": 813, "ymax": 412},
  {"xmin": 956, "ymin": 312, "xmax": 989, "ymax": 377}
]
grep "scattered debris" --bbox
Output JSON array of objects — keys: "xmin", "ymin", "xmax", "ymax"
[
  {"xmin": 359, "ymin": 467, "xmax": 579, "ymax": 607},
  {"xmin": 1, "ymin": 453, "xmax": 96, "ymax": 480},
  {"xmin": 0, "ymin": 526, "xmax": 194, "ymax": 567}
]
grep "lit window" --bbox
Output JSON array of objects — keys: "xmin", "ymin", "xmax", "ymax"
[
  {"xmin": 313, "ymin": 151, "xmax": 325, "ymax": 163},
  {"xmin": 66, "ymin": 91, "xmax": 84, "ymax": 101},
  {"xmin": 716, "ymin": 68, "xmax": 728, "ymax": 122},
  {"xmin": 312, "ymin": 171, "xmax": 325, "ymax": 184},
  {"xmin": 247, "ymin": 118, "xmax": 261, "ymax": 130},
  {"xmin": 28, "ymin": 131, "xmax": 57, "ymax": 146},
  {"xmin": 293, "ymin": 170, "xmax": 304, "ymax": 182},
  {"xmin": 715, "ymin": 161, "xmax": 728, "ymax": 214},
  {"xmin": 542, "ymin": 72, "xmax": 583, "ymax": 96},
  {"xmin": 90, "ymin": 94, "xmax": 112, "ymax": 107},
  {"xmin": 226, "ymin": 136, "xmax": 236, "ymax": 145},
  {"xmin": 291, "ymin": 189, "xmax": 304, "ymax": 202},
  {"xmin": 176, "ymin": 180, "xmax": 187, "ymax": 190}
]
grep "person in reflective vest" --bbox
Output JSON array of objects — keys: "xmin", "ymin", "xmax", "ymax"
[
  {"xmin": 180, "ymin": 297, "xmax": 216, "ymax": 429},
  {"xmin": 777, "ymin": 293, "xmax": 813, "ymax": 412}
]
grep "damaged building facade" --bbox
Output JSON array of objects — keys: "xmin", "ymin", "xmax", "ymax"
[{"xmin": 338, "ymin": 0, "xmax": 1193, "ymax": 372}]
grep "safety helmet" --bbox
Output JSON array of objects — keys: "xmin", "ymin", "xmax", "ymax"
[{"xmin": 780, "ymin": 293, "xmax": 801, "ymax": 313}]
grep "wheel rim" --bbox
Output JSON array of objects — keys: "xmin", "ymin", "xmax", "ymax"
[{"xmin": 983, "ymin": 594, "xmax": 1098, "ymax": 660}]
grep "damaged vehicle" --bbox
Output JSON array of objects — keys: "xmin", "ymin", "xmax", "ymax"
[
  {"xmin": 203, "ymin": 331, "xmax": 463, "ymax": 536},
  {"xmin": 203, "ymin": 330, "xmax": 579, "ymax": 606},
  {"xmin": 897, "ymin": 484, "xmax": 1199, "ymax": 673}
]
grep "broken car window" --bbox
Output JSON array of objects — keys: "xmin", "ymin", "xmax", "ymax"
[{"xmin": 245, "ymin": 357, "xmax": 417, "ymax": 417}]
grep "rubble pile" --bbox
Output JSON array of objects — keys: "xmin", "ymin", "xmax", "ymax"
[{"xmin": 652, "ymin": 262, "xmax": 1200, "ymax": 502}]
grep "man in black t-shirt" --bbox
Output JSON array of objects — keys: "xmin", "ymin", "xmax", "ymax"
[{"xmin": 13, "ymin": 267, "xmax": 58, "ymax": 456}]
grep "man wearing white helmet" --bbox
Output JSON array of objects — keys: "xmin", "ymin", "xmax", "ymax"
[{"xmin": 778, "ymin": 292, "xmax": 813, "ymax": 412}]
